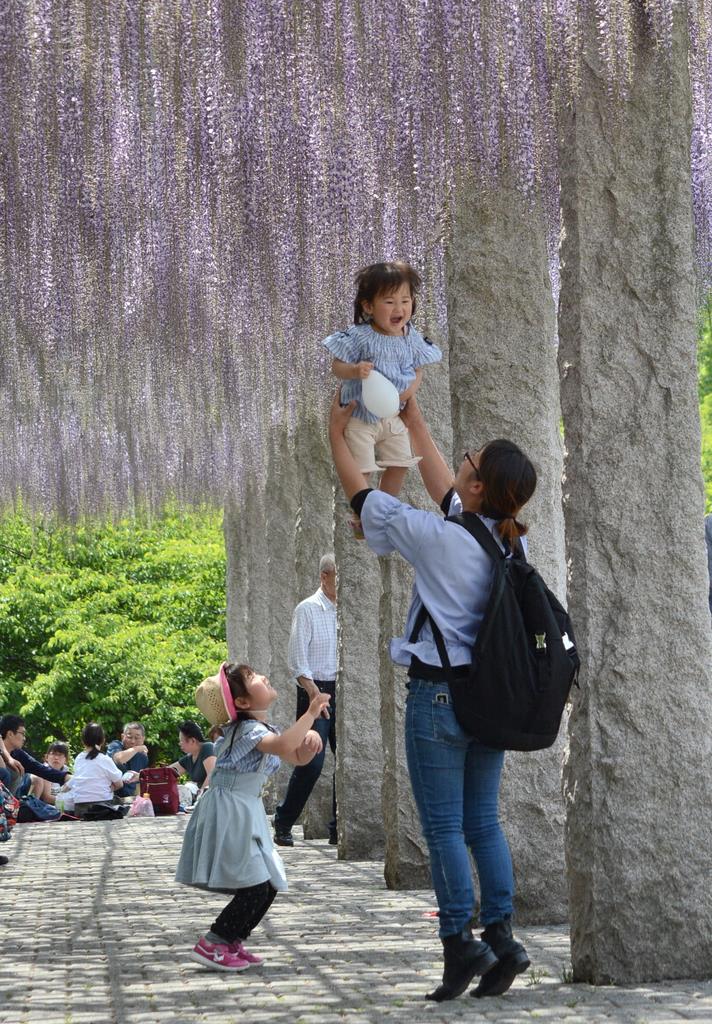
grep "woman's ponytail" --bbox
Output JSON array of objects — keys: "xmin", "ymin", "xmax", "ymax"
[
  {"xmin": 496, "ymin": 515, "xmax": 528, "ymax": 549},
  {"xmin": 82, "ymin": 722, "xmax": 105, "ymax": 759}
]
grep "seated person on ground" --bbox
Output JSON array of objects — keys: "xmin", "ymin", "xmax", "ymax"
[
  {"xmin": 106, "ymin": 721, "xmax": 149, "ymax": 797},
  {"xmin": 30, "ymin": 742, "xmax": 70, "ymax": 805},
  {"xmin": 67, "ymin": 722, "xmax": 138, "ymax": 816},
  {"xmin": 0, "ymin": 715, "xmax": 70, "ymax": 797},
  {"xmin": 0, "ymin": 733, "xmax": 23, "ymax": 790},
  {"xmin": 168, "ymin": 721, "xmax": 216, "ymax": 801}
]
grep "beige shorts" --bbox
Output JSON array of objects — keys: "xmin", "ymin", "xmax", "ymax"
[{"xmin": 344, "ymin": 415, "xmax": 422, "ymax": 474}]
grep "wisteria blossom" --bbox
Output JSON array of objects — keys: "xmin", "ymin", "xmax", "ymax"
[{"xmin": 0, "ymin": 0, "xmax": 708, "ymax": 515}]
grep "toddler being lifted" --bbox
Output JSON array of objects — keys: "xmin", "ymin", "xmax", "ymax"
[{"xmin": 322, "ymin": 261, "xmax": 442, "ymax": 538}]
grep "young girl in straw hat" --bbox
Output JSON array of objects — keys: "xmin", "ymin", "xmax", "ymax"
[{"xmin": 176, "ymin": 662, "xmax": 330, "ymax": 972}]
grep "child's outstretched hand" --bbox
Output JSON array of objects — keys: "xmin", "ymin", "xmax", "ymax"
[
  {"xmin": 354, "ymin": 360, "xmax": 374, "ymax": 379},
  {"xmin": 309, "ymin": 691, "xmax": 332, "ymax": 721}
]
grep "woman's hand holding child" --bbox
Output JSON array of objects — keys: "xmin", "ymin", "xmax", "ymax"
[{"xmin": 398, "ymin": 394, "xmax": 425, "ymax": 431}]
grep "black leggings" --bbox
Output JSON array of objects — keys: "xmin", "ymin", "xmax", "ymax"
[{"xmin": 211, "ymin": 881, "xmax": 277, "ymax": 944}]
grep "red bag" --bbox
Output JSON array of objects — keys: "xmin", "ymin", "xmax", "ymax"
[{"xmin": 138, "ymin": 767, "xmax": 179, "ymax": 816}]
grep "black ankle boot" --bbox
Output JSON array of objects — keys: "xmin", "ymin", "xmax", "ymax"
[
  {"xmin": 471, "ymin": 917, "xmax": 530, "ymax": 998},
  {"xmin": 426, "ymin": 927, "xmax": 498, "ymax": 1002}
]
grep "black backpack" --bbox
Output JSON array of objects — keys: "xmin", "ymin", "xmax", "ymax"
[{"xmin": 411, "ymin": 513, "xmax": 580, "ymax": 751}]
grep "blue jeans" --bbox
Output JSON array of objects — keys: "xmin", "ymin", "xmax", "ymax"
[
  {"xmin": 13, "ymin": 772, "xmax": 32, "ymax": 798},
  {"xmin": 274, "ymin": 681, "xmax": 337, "ymax": 837},
  {"xmin": 405, "ymin": 678, "xmax": 514, "ymax": 938}
]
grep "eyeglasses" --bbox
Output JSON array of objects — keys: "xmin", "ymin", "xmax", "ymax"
[{"xmin": 463, "ymin": 451, "xmax": 480, "ymax": 479}]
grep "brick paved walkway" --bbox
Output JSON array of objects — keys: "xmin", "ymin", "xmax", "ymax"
[{"xmin": 2, "ymin": 818, "xmax": 711, "ymax": 1024}]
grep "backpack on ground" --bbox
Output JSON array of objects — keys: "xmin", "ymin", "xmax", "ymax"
[
  {"xmin": 412, "ymin": 513, "xmax": 580, "ymax": 751},
  {"xmin": 17, "ymin": 794, "xmax": 62, "ymax": 823},
  {"xmin": 139, "ymin": 766, "xmax": 180, "ymax": 816},
  {"xmin": 80, "ymin": 801, "xmax": 125, "ymax": 822}
]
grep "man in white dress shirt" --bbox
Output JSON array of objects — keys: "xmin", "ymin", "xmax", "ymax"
[{"xmin": 273, "ymin": 553, "xmax": 338, "ymax": 847}]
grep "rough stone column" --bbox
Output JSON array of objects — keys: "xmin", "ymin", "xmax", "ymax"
[
  {"xmin": 446, "ymin": 178, "xmax": 568, "ymax": 923},
  {"xmin": 264, "ymin": 428, "xmax": 299, "ymax": 728},
  {"xmin": 294, "ymin": 414, "xmax": 335, "ymax": 840},
  {"xmin": 379, "ymin": 541, "xmax": 431, "ymax": 889},
  {"xmin": 254, "ymin": 430, "xmax": 300, "ymax": 816},
  {"xmin": 380, "ymin": 321, "xmax": 453, "ymax": 889},
  {"xmin": 224, "ymin": 496, "xmax": 248, "ymax": 660},
  {"xmin": 334, "ymin": 499, "xmax": 385, "ymax": 859},
  {"xmin": 558, "ymin": 13, "xmax": 712, "ymax": 982},
  {"xmin": 242, "ymin": 479, "xmax": 272, "ymax": 674}
]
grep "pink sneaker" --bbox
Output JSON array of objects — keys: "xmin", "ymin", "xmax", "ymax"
[
  {"xmin": 229, "ymin": 941, "xmax": 264, "ymax": 965},
  {"xmin": 190, "ymin": 936, "xmax": 251, "ymax": 972}
]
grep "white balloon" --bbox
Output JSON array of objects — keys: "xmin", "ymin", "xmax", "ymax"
[{"xmin": 361, "ymin": 369, "xmax": 400, "ymax": 419}]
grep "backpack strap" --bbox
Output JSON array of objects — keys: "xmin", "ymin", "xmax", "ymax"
[
  {"xmin": 447, "ymin": 512, "xmax": 512, "ymax": 561},
  {"xmin": 409, "ymin": 602, "xmax": 452, "ymax": 670},
  {"xmin": 408, "ymin": 515, "xmax": 526, "ymax": 672}
]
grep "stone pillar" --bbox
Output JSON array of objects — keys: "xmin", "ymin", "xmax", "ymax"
[
  {"xmin": 294, "ymin": 415, "xmax": 335, "ymax": 840},
  {"xmin": 446, "ymin": 178, "xmax": 568, "ymax": 923},
  {"xmin": 242, "ymin": 479, "xmax": 272, "ymax": 674},
  {"xmin": 380, "ymin": 322, "xmax": 454, "ymax": 889},
  {"xmin": 558, "ymin": 13, "xmax": 712, "ymax": 982},
  {"xmin": 255, "ymin": 430, "xmax": 299, "ymax": 816},
  {"xmin": 224, "ymin": 497, "xmax": 248, "ymax": 660},
  {"xmin": 334, "ymin": 500, "xmax": 385, "ymax": 859},
  {"xmin": 264, "ymin": 428, "xmax": 299, "ymax": 731},
  {"xmin": 379, "ymin": 546, "xmax": 431, "ymax": 888}
]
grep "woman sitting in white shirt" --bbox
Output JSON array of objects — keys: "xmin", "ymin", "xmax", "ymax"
[{"xmin": 68, "ymin": 723, "xmax": 137, "ymax": 815}]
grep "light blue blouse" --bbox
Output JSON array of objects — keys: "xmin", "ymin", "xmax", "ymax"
[
  {"xmin": 360, "ymin": 489, "xmax": 527, "ymax": 669},
  {"xmin": 322, "ymin": 323, "xmax": 442, "ymax": 424},
  {"xmin": 214, "ymin": 719, "xmax": 281, "ymax": 776}
]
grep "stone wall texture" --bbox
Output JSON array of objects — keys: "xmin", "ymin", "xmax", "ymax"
[
  {"xmin": 558, "ymin": 13, "xmax": 712, "ymax": 982},
  {"xmin": 243, "ymin": 480, "xmax": 272, "ymax": 675},
  {"xmin": 379, "ymin": 548, "xmax": 431, "ymax": 889},
  {"xmin": 265, "ymin": 430, "xmax": 299, "ymax": 712},
  {"xmin": 334, "ymin": 504, "xmax": 386, "ymax": 858},
  {"xmin": 295, "ymin": 416, "xmax": 335, "ymax": 840},
  {"xmin": 447, "ymin": 180, "xmax": 569, "ymax": 923},
  {"xmin": 378, "ymin": 317, "xmax": 454, "ymax": 889},
  {"xmin": 224, "ymin": 497, "xmax": 248, "ymax": 660}
]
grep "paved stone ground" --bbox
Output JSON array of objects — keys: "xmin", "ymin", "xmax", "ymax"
[{"xmin": 2, "ymin": 818, "xmax": 711, "ymax": 1024}]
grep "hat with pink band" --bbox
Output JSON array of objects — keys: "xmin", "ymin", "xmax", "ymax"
[
  {"xmin": 194, "ymin": 663, "xmax": 238, "ymax": 726},
  {"xmin": 219, "ymin": 662, "xmax": 238, "ymax": 722}
]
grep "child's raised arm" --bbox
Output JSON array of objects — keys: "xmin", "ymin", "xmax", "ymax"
[
  {"xmin": 256, "ymin": 692, "xmax": 332, "ymax": 758},
  {"xmin": 331, "ymin": 357, "xmax": 374, "ymax": 381}
]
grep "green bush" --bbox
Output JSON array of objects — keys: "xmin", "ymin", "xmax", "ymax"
[{"xmin": 0, "ymin": 507, "xmax": 226, "ymax": 763}]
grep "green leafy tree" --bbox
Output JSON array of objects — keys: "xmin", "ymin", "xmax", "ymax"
[{"xmin": 0, "ymin": 507, "xmax": 226, "ymax": 763}]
